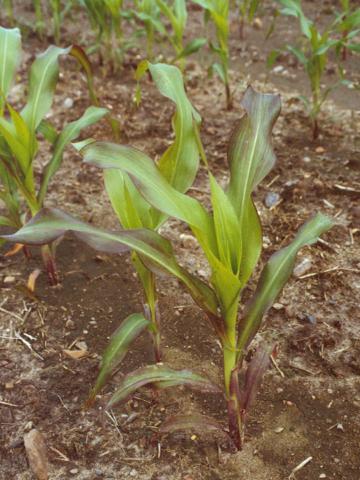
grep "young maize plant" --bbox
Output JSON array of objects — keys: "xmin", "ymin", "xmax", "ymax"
[
  {"xmin": 132, "ymin": 0, "xmax": 163, "ymax": 60},
  {"xmin": 2, "ymin": 85, "xmax": 334, "ymax": 449},
  {"xmin": 275, "ymin": 0, "xmax": 354, "ymax": 139},
  {"xmin": 192, "ymin": 0, "xmax": 232, "ymax": 109},
  {"xmin": 79, "ymin": 0, "xmax": 134, "ymax": 69},
  {"xmin": 334, "ymin": 0, "xmax": 360, "ymax": 61},
  {"xmin": 0, "ymin": 27, "xmax": 107, "ymax": 283},
  {"xmin": 237, "ymin": 0, "xmax": 261, "ymax": 39},
  {"xmin": 154, "ymin": 0, "xmax": 206, "ymax": 69},
  {"xmin": 86, "ymin": 61, "xmax": 202, "ymax": 365}
]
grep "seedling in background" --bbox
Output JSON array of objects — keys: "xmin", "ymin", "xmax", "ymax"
[
  {"xmin": 132, "ymin": 0, "xmax": 163, "ymax": 60},
  {"xmin": 334, "ymin": 0, "xmax": 360, "ymax": 61},
  {"xmin": 154, "ymin": 0, "xmax": 206, "ymax": 69},
  {"xmin": 271, "ymin": 0, "xmax": 357, "ymax": 139},
  {"xmin": 237, "ymin": 0, "xmax": 262, "ymax": 39},
  {"xmin": 4, "ymin": 85, "xmax": 334, "ymax": 450},
  {"xmin": 192, "ymin": 0, "xmax": 232, "ymax": 109},
  {"xmin": 80, "ymin": 0, "xmax": 139, "ymax": 70},
  {"xmin": 0, "ymin": 27, "xmax": 107, "ymax": 283}
]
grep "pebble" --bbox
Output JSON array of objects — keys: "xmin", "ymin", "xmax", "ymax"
[
  {"xmin": 179, "ymin": 233, "xmax": 197, "ymax": 249},
  {"xmin": 65, "ymin": 319, "xmax": 75, "ymax": 329},
  {"xmin": 70, "ymin": 468, "xmax": 79, "ymax": 475},
  {"xmin": 315, "ymin": 146, "xmax": 325, "ymax": 154},
  {"xmin": 273, "ymin": 303, "xmax": 284, "ymax": 310},
  {"xmin": 253, "ymin": 17, "xmax": 263, "ymax": 29},
  {"xmin": 319, "ymin": 474, "xmax": 326, "ymax": 479},
  {"xmin": 264, "ymin": 192, "xmax": 281, "ymax": 208},
  {"xmin": 303, "ymin": 156, "xmax": 311, "ymax": 163},
  {"xmin": 3, "ymin": 275, "xmax": 16, "ymax": 285},
  {"xmin": 304, "ymin": 313, "xmax": 316, "ymax": 325},
  {"xmin": 273, "ymin": 65, "xmax": 284, "ymax": 74},
  {"xmin": 293, "ymin": 257, "xmax": 312, "ymax": 277},
  {"xmin": 129, "ymin": 469, "xmax": 138, "ymax": 477},
  {"xmin": 63, "ymin": 97, "xmax": 74, "ymax": 109}
]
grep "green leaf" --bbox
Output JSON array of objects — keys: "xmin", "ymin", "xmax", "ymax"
[
  {"xmin": 227, "ymin": 86, "xmax": 281, "ymax": 285},
  {"xmin": 38, "ymin": 106, "xmax": 108, "ymax": 205},
  {"xmin": 176, "ymin": 37, "xmax": 207, "ymax": 59},
  {"xmin": 0, "ymin": 215, "xmax": 14, "ymax": 227},
  {"xmin": 21, "ymin": 45, "xmax": 70, "ymax": 134},
  {"xmin": 89, "ymin": 313, "xmax": 150, "ymax": 402},
  {"xmin": 148, "ymin": 62, "xmax": 201, "ymax": 194},
  {"xmin": 107, "ymin": 364, "xmax": 220, "ymax": 408},
  {"xmin": 237, "ymin": 213, "xmax": 334, "ymax": 356},
  {"xmin": 0, "ymin": 27, "xmax": 22, "ymax": 106},
  {"xmin": 1, "ymin": 207, "xmax": 219, "ymax": 315},
  {"xmin": 82, "ymin": 142, "xmax": 216, "ymax": 254}
]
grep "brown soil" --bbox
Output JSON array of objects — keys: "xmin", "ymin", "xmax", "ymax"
[{"xmin": 1, "ymin": 1, "xmax": 360, "ymax": 479}]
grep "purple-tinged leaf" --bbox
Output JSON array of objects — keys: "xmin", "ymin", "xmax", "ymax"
[
  {"xmin": 1, "ymin": 208, "xmax": 219, "ymax": 316},
  {"xmin": 88, "ymin": 313, "xmax": 150, "ymax": 405},
  {"xmin": 107, "ymin": 364, "xmax": 221, "ymax": 408},
  {"xmin": 159, "ymin": 413, "xmax": 232, "ymax": 444},
  {"xmin": 241, "ymin": 344, "xmax": 273, "ymax": 412},
  {"xmin": 237, "ymin": 213, "xmax": 334, "ymax": 356}
]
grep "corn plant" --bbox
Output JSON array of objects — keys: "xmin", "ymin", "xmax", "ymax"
[
  {"xmin": 132, "ymin": 0, "xmax": 162, "ymax": 60},
  {"xmin": 79, "ymin": 0, "xmax": 136, "ymax": 69},
  {"xmin": 153, "ymin": 0, "xmax": 206, "ymax": 68},
  {"xmin": 0, "ymin": 27, "xmax": 107, "ymax": 283},
  {"xmin": 192, "ymin": 0, "xmax": 231, "ymax": 109},
  {"xmin": 87, "ymin": 61, "xmax": 202, "ymax": 363},
  {"xmin": 1, "ymin": 0, "xmax": 14, "ymax": 25},
  {"xmin": 274, "ymin": 0, "xmax": 354, "ymax": 139},
  {"xmin": 334, "ymin": 0, "xmax": 360, "ymax": 61},
  {"xmin": 237, "ymin": 0, "xmax": 261, "ymax": 39},
  {"xmin": 3, "ymin": 86, "xmax": 334, "ymax": 449}
]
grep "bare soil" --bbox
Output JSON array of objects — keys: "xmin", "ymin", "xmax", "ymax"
[{"xmin": 1, "ymin": 1, "xmax": 360, "ymax": 479}]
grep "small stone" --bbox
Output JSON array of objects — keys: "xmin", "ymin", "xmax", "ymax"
[
  {"xmin": 303, "ymin": 156, "xmax": 311, "ymax": 163},
  {"xmin": 273, "ymin": 303, "xmax": 284, "ymax": 310},
  {"xmin": 315, "ymin": 146, "xmax": 325, "ymax": 154},
  {"xmin": 252, "ymin": 17, "xmax": 263, "ymax": 29},
  {"xmin": 65, "ymin": 319, "xmax": 75, "ymax": 329},
  {"xmin": 264, "ymin": 191, "xmax": 281, "ymax": 208},
  {"xmin": 129, "ymin": 469, "xmax": 138, "ymax": 477},
  {"xmin": 5, "ymin": 381, "xmax": 14, "ymax": 389},
  {"xmin": 293, "ymin": 257, "xmax": 312, "ymax": 277},
  {"xmin": 3, "ymin": 276, "xmax": 16, "ymax": 285},
  {"xmin": 95, "ymin": 469, "xmax": 103, "ymax": 477},
  {"xmin": 70, "ymin": 468, "xmax": 79, "ymax": 475},
  {"xmin": 24, "ymin": 429, "xmax": 49, "ymax": 480},
  {"xmin": 304, "ymin": 313, "xmax": 316, "ymax": 325},
  {"xmin": 274, "ymin": 427, "xmax": 284, "ymax": 433},
  {"xmin": 319, "ymin": 474, "xmax": 326, "ymax": 479},
  {"xmin": 63, "ymin": 97, "xmax": 74, "ymax": 109},
  {"xmin": 179, "ymin": 233, "xmax": 197, "ymax": 249},
  {"xmin": 273, "ymin": 65, "xmax": 284, "ymax": 74}
]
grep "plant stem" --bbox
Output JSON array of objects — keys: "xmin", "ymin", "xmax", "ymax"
[
  {"xmin": 144, "ymin": 300, "xmax": 162, "ymax": 363},
  {"xmin": 227, "ymin": 367, "xmax": 244, "ymax": 450},
  {"xmin": 225, "ymin": 81, "xmax": 233, "ymax": 110},
  {"xmin": 223, "ymin": 306, "xmax": 243, "ymax": 449},
  {"xmin": 41, "ymin": 244, "xmax": 58, "ymax": 285}
]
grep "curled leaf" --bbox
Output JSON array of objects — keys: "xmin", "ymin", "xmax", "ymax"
[{"xmin": 107, "ymin": 364, "xmax": 220, "ymax": 408}]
